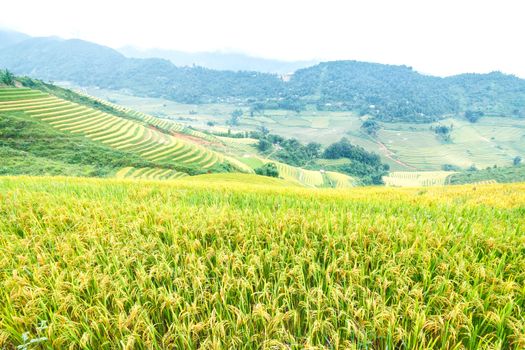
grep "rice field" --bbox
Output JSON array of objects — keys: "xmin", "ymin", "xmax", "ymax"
[
  {"xmin": 324, "ymin": 171, "xmax": 356, "ymax": 188},
  {"xmin": 0, "ymin": 88, "xmax": 237, "ymax": 172},
  {"xmin": 115, "ymin": 167, "xmax": 189, "ymax": 180},
  {"xmin": 471, "ymin": 179, "xmax": 498, "ymax": 185},
  {"xmin": 0, "ymin": 176, "xmax": 524, "ymax": 349},
  {"xmin": 73, "ymin": 86, "xmax": 525, "ymax": 172},
  {"xmin": 80, "ymin": 93, "xmax": 218, "ymax": 143},
  {"xmin": 383, "ymin": 171, "xmax": 455, "ymax": 187},
  {"xmin": 272, "ymin": 162, "xmax": 323, "ymax": 187}
]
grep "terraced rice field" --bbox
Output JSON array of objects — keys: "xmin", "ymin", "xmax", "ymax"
[
  {"xmin": 0, "ymin": 88, "xmax": 229, "ymax": 171},
  {"xmin": 274, "ymin": 162, "xmax": 325, "ymax": 187},
  {"xmin": 383, "ymin": 171, "xmax": 455, "ymax": 187},
  {"xmin": 230, "ymin": 155, "xmax": 354, "ymax": 188},
  {"xmin": 379, "ymin": 119, "xmax": 525, "ymax": 170},
  {"xmin": 0, "ymin": 87, "xmax": 48, "ymax": 101},
  {"xmin": 115, "ymin": 167, "xmax": 188, "ymax": 180},
  {"xmin": 472, "ymin": 179, "xmax": 498, "ymax": 185},
  {"xmin": 324, "ymin": 171, "xmax": 356, "ymax": 187},
  {"xmin": 82, "ymin": 93, "xmax": 219, "ymax": 142}
]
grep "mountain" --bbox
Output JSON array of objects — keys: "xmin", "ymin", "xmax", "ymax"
[
  {"xmin": 119, "ymin": 46, "xmax": 317, "ymax": 74},
  {"xmin": 0, "ymin": 35, "xmax": 284, "ymax": 102},
  {"xmin": 0, "ymin": 28, "xmax": 30, "ymax": 48},
  {"xmin": 289, "ymin": 61, "xmax": 525, "ymax": 121},
  {"xmin": 0, "ymin": 36, "xmax": 126, "ymax": 84},
  {"xmin": 1, "ymin": 30, "xmax": 525, "ymax": 122}
]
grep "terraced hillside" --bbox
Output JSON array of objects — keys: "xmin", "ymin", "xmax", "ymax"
[
  {"xmin": 275, "ymin": 163, "xmax": 357, "ymax": 188},
  {"xmin": 0, "ymin": 86, "xmax": 355, "ymax": 187},
  {"xmin": 0, "ymin": 87, "xmax": 237, "ymax": 173},
  {"xmin": 383, "ymin": 171, "xmax": 454, "ymax": 187},
  {"xmin": 80, "ymin": 92, "xmax": 218, "ymax": 142},
  {"xmin": 237, "ymin": 155, "xmax": 356, "ymax": 188},
  {"xmin": 54, "ymin": 87, "xmax": 358, "ymax": 186},
  {"xmin": 115, "ymin": 167, "xmax": 188, "ymax": 180}
]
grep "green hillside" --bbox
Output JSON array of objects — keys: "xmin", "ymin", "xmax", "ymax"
[
  {"xmin": 0, "ymin": 84, "xmax": 357, "ymax": 188},
  {"xmin": 448, "ymin": 165, "xmax": 525, "ymax": 185},
  {"xmin": 0, "ymin": 87, "xmax": 231, "ymax": 176}
]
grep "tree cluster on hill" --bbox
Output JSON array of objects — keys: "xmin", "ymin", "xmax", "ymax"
[
  {"xmin": 431, "ymin": 124, "xmax": 453, "ymax": 142},
  {"xmin": 320, "ymin": 138, "xmax": 389, "ymax": 185},
  {"xmin": 448, "ymin": 164, "xmax": 525, "ymax": 184},
  {"xmin": 361, "ymin": 119, "xmax": 380, "ymax": 136},
  {"xmin": 254, "ymin": 163, "xmax": 279, "ymax": 177},
  {"xmin": 247, "ymin": 130, "xmax": 388, "ymax": 184},
  {"xmin": 255, "ymin": 132, "xmax": 321, "ymax": 167}
]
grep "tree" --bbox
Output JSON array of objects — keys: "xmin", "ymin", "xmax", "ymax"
[
  {"xmin": 255, "ymin": 163, "xmax": 279, "ymax": 177},
  {"xmin": 432, "ymin": 124, "xmax": 452, "ymax": 142},
  {"xmin": 305, "ymin": 142, "xmax": 321, "ymax": 158},
  {"xmin": 0, "ymin": 69, "xmax": 15, "ymax": 86},
  {"xmin": 361, "ymin": 119, "xmax": 380, "ymax": 136},
  {"xmin": 250, "ymin": 103, "xmax": 265, "ymax": 117},
  {"xmin": 257, "ymin": 139, "xmax": 272, "ymax": 152},
  {"xmin": 229, "ymin": 109, "xmax": 243, "ymax": 126},
  {"xmin": 258, "ymin": 125, "xmax": 270, "ymax": 136},
  {"xmin": 513, "ymin": 156, "xmax": 522, "ymax": 166},
  {"xmin": 322, "ymin": 138, "xmax": 380, "ymax": 164},
  {"xmin": 442, "ymin": 164, "xmax": 460, "ymax": 171},
  {"xmin": 465, "ymin": 110, "xmax": 484, "ymax": 123}
]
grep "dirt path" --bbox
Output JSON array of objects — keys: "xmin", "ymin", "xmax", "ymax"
[{"xmin": 375, "ymin": 140, "xmax": 417, "ymax": 170}]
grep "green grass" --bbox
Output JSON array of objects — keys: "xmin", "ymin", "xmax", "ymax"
[
  {"xmin": 448, "ymin": 165, "xmax": 525, "ymax": 185},
  {"xmin": 0, "ymin": 146, "xmax": 95, "ymax": 176},
  {"xmin": 237, "ymin": 156, "xmax": 265, "ymax": 169},
  {"xmin": 0, "ymin": 176, "xmax": 524, "ymax": 349}
]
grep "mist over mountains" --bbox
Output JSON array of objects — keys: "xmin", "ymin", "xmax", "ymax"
[
  {"xmin": 119, "ymin": 46, "xmax": 317, "ymax": 74},
  {"xmin": 1, "ymin": 29, "xmax": 525, "ymax": 122}
]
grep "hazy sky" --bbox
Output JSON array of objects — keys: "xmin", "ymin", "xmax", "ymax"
[{"xmin": 1, "ymin": 0, "xmax": 524, "ymax": 77}]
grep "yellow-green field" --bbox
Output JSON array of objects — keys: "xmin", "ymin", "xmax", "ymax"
[
  {"xmin": 1, "ymin": 176, "xmax": 524, "ymax": 349},
  {"xmin": 115, "ymin": 167, "xmax": 189, "ymax": 180},
  {"xmin": 383, "ymin": 171, "xmax": 455, "ymax": 187}
]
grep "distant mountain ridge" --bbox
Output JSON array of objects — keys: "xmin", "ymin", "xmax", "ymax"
[
  {"xmin": 119, "ymin": 46, "xmax": 317, "ymax": 74},
  {"xmin": 1, "ymin": 29, "xmax": 525, "ymax": 122},
  {"xmin": 0, "ymin": 28, "xmax": 30, "ymax": 48}
]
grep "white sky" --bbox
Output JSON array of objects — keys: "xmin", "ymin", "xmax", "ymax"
[{"xmin": 1, "ymin": 0, "xmax": 525, "ymax": 77}]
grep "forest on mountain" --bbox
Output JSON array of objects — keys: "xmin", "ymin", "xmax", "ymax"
[{"xmin": 1, "ymin": 31, "xmax": 525, "ymax": 122}]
